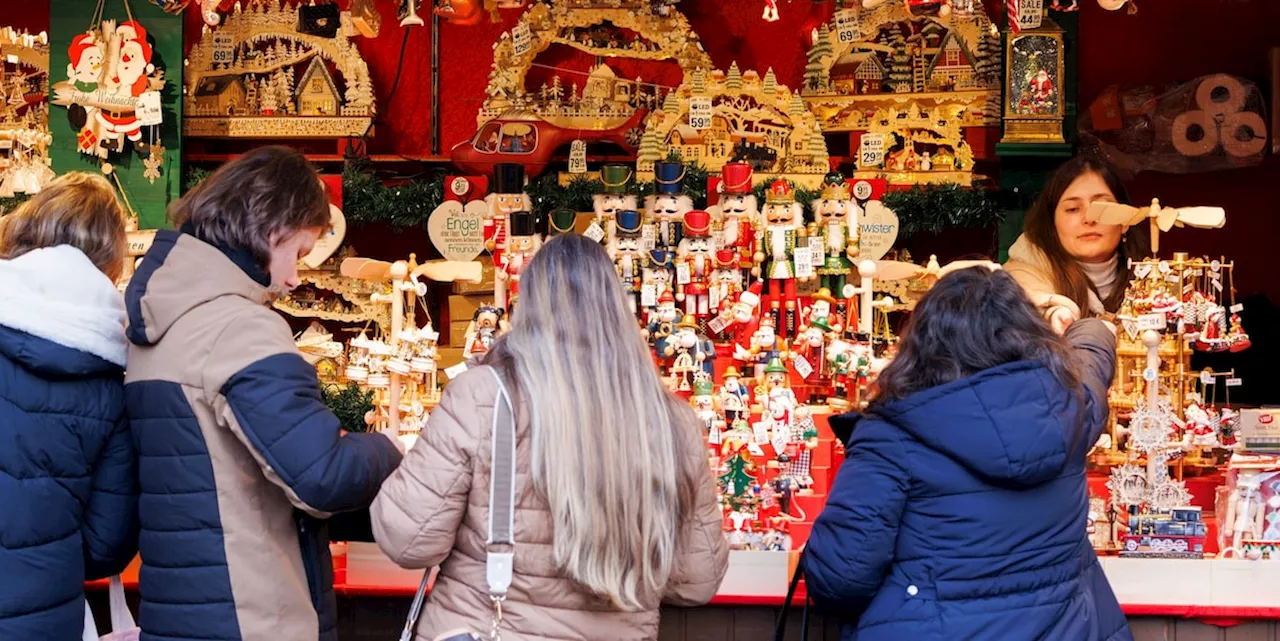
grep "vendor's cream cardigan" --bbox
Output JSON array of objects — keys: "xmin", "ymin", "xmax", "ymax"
[{"xmin": 1004, "ymin": 234, "xmax": 1105, "ymax": 320}]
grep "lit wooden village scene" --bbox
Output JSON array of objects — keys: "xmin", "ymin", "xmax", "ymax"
[{"xmin": 0, "ymin": 26, "xmax": 52, "ymax": 198}]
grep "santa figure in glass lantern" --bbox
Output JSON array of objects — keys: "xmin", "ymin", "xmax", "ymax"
[
  {"xmin": 1029, "ymin": 68, "xmax": 1056, "ymax": 111},
  {"xmin": 645, "ymin": 160, "xmax": 691, "ymax": 253},
  {"xmin": 593, "ymin": 164, "xmax": 636, "ymax": 247},
  {"xmin": 496, "ymin": 210, "xmax": 540, "ymax": 312},
  {"xmin": 710, "ymin": 249, "xmax": 744, "ymax": 317},
  {"xmin": 759, "ymin": 179, "xmax": 807, "ymax": 339},
  {"xmin": 744, "ymin": 316, "xmax": 789, "ymax": 383},
  {"xmin": 810, "ymin": 171, "xmax": 860, "ymax": 300},
  {"xmin": 716, "ymin": 161, "xmax": 760, "ymax": 283},
  {"xmin": 792, "ymin": 317, "xmax": 835, "ymax": 404},
  {"xmin": 98, "ymin": 21, "xmax": 156, "ymax": 144},
  {"xmin": 718, "ymin": 366, "xmax": 751, "ymax": 424},
  {"xmin": 610, "ymin": 210, "xmax": 645, "ymax": 316},
  {"xmin": 485, "ymin": 163, "xmax": 531, "ymax": 308},
  {"xmin": 463, "ymin": 304, "xmax": 509, "ymax": 361},
  {"xmin": 675, "ymin": 210, "xmax": 714, "ymax": 325}
]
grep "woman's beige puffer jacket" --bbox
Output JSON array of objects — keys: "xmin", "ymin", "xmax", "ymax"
[{"xmin": 371, "ymin": 365, "xmax": 730, "ymax": 641}]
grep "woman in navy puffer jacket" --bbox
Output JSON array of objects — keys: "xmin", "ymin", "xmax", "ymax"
[
  {"xmin": 803, "ymin": 266, "xmax": 1131, "ymax": 641},
  {"xmin": 0, "ymin": 173, "xmax": 139, "ymax": 639}
]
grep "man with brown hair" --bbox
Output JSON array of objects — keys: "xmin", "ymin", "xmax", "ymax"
[{"xmin": 124, "ymin": 146, "xmax": 402, "ymax": 641}]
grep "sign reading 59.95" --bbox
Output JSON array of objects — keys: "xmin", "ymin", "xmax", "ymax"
[{"xmin": 689, "ymin": 97, "xmax": 713, "ymax": 131}]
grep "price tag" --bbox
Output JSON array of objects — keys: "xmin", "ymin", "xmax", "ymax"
[
  {"xmin": 211, "ymin": 31, "xmax": 235, "ymax": 67},
  {"xmin": 713, "ymin": 229, "xmax": 727, "ymax": 251},
  {"xmin": 1210, "ymin": 259, "xmax": 1221, "ymax": 272},
  {"xmin": 747, "ymin": 442, "xmax": 765, "ymax": 456},
  {"xmin": 689, "ymin": 97, "xmax": 713, "ymax": 131},
  {"xmin": 708, "ymin": 315, "xmax": 728, "ymax": 335},
  {"xmin": 1209, "ymin": 269, "xmax": 1221, "ymax": 281},
  {"xmin": 1133, "ymin": 264, "xmax": 1152, "ymax": 279},
  {"xmin": 771, "ymin": 430, "xmax": 789, "ymax": 457},
  {"xmin": 808, "ymin": 236, "xmax": 825, "ymax": 269},
  {"xmin": 792, "ymin": 353, "xmax": 814, "ymax": 379},
  {"xmin": 450, "ymin": 177, "xmax": 471, "ymax": 197},
  {"xmin": 1142, "ymin": 368, "xmax": 1157, "ymax": 382},
  {"xmin": 1212, "ymin": 279, "xmax": 1223, "ymax": 292},
  {"xmin": 1201, "ymin": 371, "xmax": 1215, "ymax": 385},
  {"xmin": 834, "ymin": 8, "xmax": 860, "ymax": 45},
  {"xmin": 511, "ymin": 23, "xmax": 532, "ymax": 56},
  {"xmin": 753, "ymin": 421, "xmax": 770, "ymax": 444},
  {"xmin": 136, "ymin": 91, "xmax": 163, "ymax": 126},
  {"xmin": 1158, "ymin": 260, "xmax": 1171, "ymax": 274},
  {"xmin": 1165, "ymin": 275, "xmax": 1181, "ymax": 284},
  {"xmin": 1183, "ymin": 283, "xmax": 1194, "ymax": 295},
  {"xmin": 444, "ymin": 362, "xmax": 469, "ymax": 379},
  {"xmin": 1231, "ymin": 303, "xmax": 1244, "ymax": 313},
  {"xmin": 584, "ymin": 221, "xmax": 606, "ymax": 243},
  {"xmin": 793, "ymin": 247, "xmax": 814, "ymax": 279},
  {"xmin": 641, "ymin": 225, "xmax": 656, "ymax": 251},
  {"xmin": 641, "ymin": 284, "xmax": 657, "ymax": 307},
  {"xmin": 858, "ymin": 134, "xmax": 886, "ymax": 168},
  {"xmin": 1226, "ymin": 378, "xmax": 1243, "ymax": 387},
  {"xmin": 568, "ymin": 140, "xmax": 587, "ymax": 174},
  {"xmin": 1137, "ymin": 313, "xmax": 1166, "ymax": 331},
  {"xmin": 676, "ymin": 261, "xmax": 692, "ymax": 284},
  {"xmin": 852, "ymin": 180, "xmax": 874, "ymax": 201},
  {"xmin": 1017, "ymin": 0, "xmax": 1044, "ymax": 30}
]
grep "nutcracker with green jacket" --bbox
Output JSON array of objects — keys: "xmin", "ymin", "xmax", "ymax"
[
  {"xmin": 593, "ymin": 164, "xmax": 636, "ymax": 247},
  {"xmin": 759, "ymin": 179, "xmax": 808, "ymax": 340},
  {"xmin": 808, "ymin": 171, "xmax": 860, "ymax": 300}
]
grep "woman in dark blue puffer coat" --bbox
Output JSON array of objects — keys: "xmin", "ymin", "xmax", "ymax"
[
  {"xmin": 803, "ymin": 266, "xmax": 1132, "ymax": 641},
  {"xmin": 0, "ymin": 173, "xmax": 139, "ymax": 639}
]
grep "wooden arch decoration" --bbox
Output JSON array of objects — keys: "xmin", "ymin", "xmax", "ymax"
[
  {"xmin": 801, "ymin": 2, "xmax": 1001, "ymax": 133},
  {"xmin": 478, "ymin": 0, "xmax": 713, "ymax": 126},
  {"xmin": 184, "ymin": 1, "xmax": 375, "ymax": 138}
]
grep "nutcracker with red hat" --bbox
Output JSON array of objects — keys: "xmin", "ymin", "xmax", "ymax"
[
  {"xmin": 710, "ymin": 248, "xmax": 744, "ymax": 317},
  {"xmin": 810, "ymin": 171, "xmax": 860, "ymax": 302},
  {"xmin": 715, "ymin": 161, "xmax": 761, "ymax": 282},
  {"xmin": 675, "ymin": 210, "xmax": 714, "ymax": 327},
  {"xmin": 760, "ymin": 179, "xmax": 808, "ymax": 338},
  {"xmin": 485, "ymin": 163, "xmax": 531, "ymax": 305},
  {"xmin": 497, "ymin": 210, "xmax": 540, "ymax": 313},
  {"xmin": 645, "ymin": 160, "xmax": 692, "ymax": 252},
  {"xmin": 594, "ymin": 165, "xmax": 637, "ymax": 247},
  {"xmin": 610, "ymin": 210, "xmax": 645, "ymax": 317}
]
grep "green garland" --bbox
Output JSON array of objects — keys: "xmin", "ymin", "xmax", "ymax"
[
  {"xmin": 882, "ymin": 183, "xmax": 1006, "ymax": 238},
  {"xmin": 321, "ymin": 381, "xmax": 374, "ymax": 433},
  {"xmin": 0, "ymin": 193, "xmax": 30, "ymax": 216},
  {"xmin": 342, "ymin": 158, "xmax": 445, "ymax": 229}
]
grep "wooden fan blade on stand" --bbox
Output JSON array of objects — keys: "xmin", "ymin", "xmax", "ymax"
[{"xmin": 1088, "ymin": 199, "xmax": 1226, "ymax": 256}]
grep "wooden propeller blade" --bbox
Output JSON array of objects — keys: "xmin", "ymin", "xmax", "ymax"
[
  {"xmin": 1169, "ymin": 206, "xmax": 1226, "ymax": 231},
  {"xmin": 412, "ymin": 259, "xmax": 484, "ymax": 284},
  {"xmin": 937, "ymin": 259, "xmax": 1001, "ymax": 278},
  {"xmin": 871, "ymin": 260, "xmax": 924, "ymax": 281},
  {"xmin": 1087, "ymin": 202, "xmax": 1147, "ymax": 227},
  {"xmin": 340, "ymin": 257, "xmax": 392, "ymax": 281}
]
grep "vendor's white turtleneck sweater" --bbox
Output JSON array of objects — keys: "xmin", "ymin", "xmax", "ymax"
[{"xmin": 1079, "ymin": 254, "xmax": 1119, "ymax": 302}]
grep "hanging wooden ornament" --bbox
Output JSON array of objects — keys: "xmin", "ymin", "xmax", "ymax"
[
  {"xmin": 143, "ymin": 142, "xmax": 164, "ymax": 184},
  {"xmin": 0, "ymin": 27, "xmax": 53, "ymax": 197}
]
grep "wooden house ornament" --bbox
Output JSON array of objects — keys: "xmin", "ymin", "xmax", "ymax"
[
  {"xmin": 193, "ymin": 76, "xmax": 247, "ymax": 115},
  {"xmin": 925, "ymin": 31, "xmax": 978, "ymax": 92},
  {"xmin": 297, "ymin": 57, "xmax": 340, "ymax": 116}
]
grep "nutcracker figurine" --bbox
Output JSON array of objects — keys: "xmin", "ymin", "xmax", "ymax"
[
  {"xmin": 710, "ymin": 249, "xmax": 744, "ymax": 317},
  {"xmin": 759, "ymin": 179, "xmax": 807, "ymax": 338},
  {"xmin": 744, "ymin": 315, "xmax": 788, "ymax": 382},
  {"xmin": 675, "ymin": 210, "xmax": 715, "ymax": 325},
  {"xmin": 497, "ymin": 210, "xmax": 540, "ymax": 312},
  {"xmin": 646, "ymin": 160, "xmax": 691, "ymax": 252},
  {"xmin": 690, "ymin": 379, "xmax": 725, "ymax": 443},
  {"xmin": 645, "ymin": 289, "xmax": 680, "ymax": 352},
  {"xmin": 546, "ymin": 208, "xmax": 578, "ymax": 237},
  {"xmin": 463, "ymin": 304, "xmax": 509, "ymax": 361},
  {"xmin": 486, "ymin": 163, "xmax": 531, "ymax": 310},
  {"xmin": 810, "ymin": 172, "xmax": 859, "ymax": 299},
  {"xmin": 792, "ymin": 317, "xmax": 834, "ymax": 404},
  {"xmin": 611, "ymin": 210, "xmax": 645, "ymax": 316},
  {"xmin": 719, "ymin": 366, "xmax": 750, "ymax": 423},
  {"xmin": 760, "ymin": 356, "xmax": 798, "ymax": 422},
  {"xmin": 643, "ymin": 248, "xmax": 675, "ymax": 317},
  {"xmin": 593, "ymin": 164, "xmax": 636, "ymax": 247},
  {"xmin": 717, "ymin": 161, "xmax": 760, "ymax": 282},
  {"xmin": 800, "ymin": 288, "xmax": 842, "ymax": 334}
]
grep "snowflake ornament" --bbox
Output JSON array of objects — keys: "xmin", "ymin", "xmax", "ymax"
[
  {"xmin": 1148, "ymin": 474, "xmax": 1193, "ymax": 512},
  {"xmin": 1107, "ymin": 464, "xmax": 1148, "ymax": 508},
  {"xmin": 1125, "ymin": 398, "xmax": 1179, "ymax": 455}
]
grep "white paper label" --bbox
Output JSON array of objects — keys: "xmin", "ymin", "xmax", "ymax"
[
  {"xmin": 753, "ymin": 421, "xmax": 770, "ymax": 444},
  {"xmin": 1201, "ymin": 371, "xmax": 1214, "ymax": 385},
  {"xmin": 641, "ymin": 225, "xmax": 656, "ymax": 251},
  {"xmin": 1165, "ymin": 275, "xmax": 1181, "ymax": 284},
  {"xmin": 1212, "ymin": 279, "xmax": 1223, "ymax": 292},
  {"xmin": 641, "ymin": 284, "xmax": 657, "ymax": 307},
  {"xmin": 1226, "ymin": 378, "xmax": 1243, "ymax": 387},
  {"xmin": 584, "ymin": 222, "xmax": 606, "ymax": 243},
  {"xmin": 211, "ymin": 31, "xmax": 235, "ymax": 66},
  {"xmin": 792, "ymin": 353, "xmax": 814, "ymax": 379},
  {"xmin": 444, "ymin": 362, "xmax": 469, "ymax": 379},
  {"xmin": 808, "ymin": 237, "xmax": 825, "ymax": 268},
  {"xmin": 852, "ymin": 180, "xmax": 874, "ymax": 201},
  {"xmin": 689, "ymin": 97, "xmax": 713, "ymax": 131},
  {"xmin": 708, "ymin": 315, "xmax": 728, "ymax": 334},
  {"xmin": 714, "ymin": 229, "xmax": 727, "ymax": 250},
  {"xmin": 834, "ymin": 8, "xmax": 860, "ymax": 45},
  {"xmin": 1137, "ymin": 313, "xmax": 1166, "ymax": 331},
  {"xmin": 858, "ymin": 134, "xmax": 886, "ymax": 168},
  {"xmin": 1183, "ymin": 283, "xmax": 1194, "ymax": 295},
  {"xmin": 771, "ymin": 430, "xmax": 789, "ymax": 457},
  {"xmin": 793, "ymin": 247, "xmax": 813, "ymax": 279},
  {"xmin": 511, "ymin": 23, "xmax": 532, "ymax": 56},
  {"xmin": 1134, "ymin": 264, "xmax": 1152, "ymax": 279},
  {"xmin": 676, "ymin": 261, "xmax": 692, "ymax": 284},
  {"xmin": 1158, "ymin": 260, "xmax": 1171, "ymax": 274},
  {"xmin": 568, "ymin": 140, "xmax": 587, "ymax": 174},
  {"xmin": 450, "ymin": 176, "xmax": 471, "ymax": 197},
  {"xmin": 1143, "ymin": 367, "xmax": 1157, "ymax": 382},
  {"xmin": 1210, "ymin": 260, "xmax": 1221, "ymax": 272},
  {"xmin": 1017, "ymin": 0, "xmax": 1044, "ymax": 29},
  {"xmin": 747, "ymin": 442, "xmax": 765, "ymax": 456},
  {"xmin": 1231, "ymin": 303, "xmax": 1244, "ymax": 313},
  {"xmin": 136, "ymin": 91, "xmax": 163, "ymax": 126}
]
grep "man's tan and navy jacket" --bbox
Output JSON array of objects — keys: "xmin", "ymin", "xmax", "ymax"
[{"xmin": 124, "ymin": 228, "xmax": 402, "ymax": 641}]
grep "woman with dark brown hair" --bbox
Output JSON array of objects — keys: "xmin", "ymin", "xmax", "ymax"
[
  {"xmin": 802, "ymin": 266, "xmax": 1131, "ymax": 641},
  {"xmin": 1005, "ymin": 157, "xmax": 1151, "ymax": 332}
]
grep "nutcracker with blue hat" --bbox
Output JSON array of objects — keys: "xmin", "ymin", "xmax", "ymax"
[
  {"xmin": 642, "ymin": 247, "xmax": 675, "ymax": 322},
  {"xmin": 497, "ymin": 210, "xmax": 539, "ymax": 312},
  {"xmin": 611, "ymin": 209, "xmax": 645, "ymax": 316},
  {"xmin": 762, "ymin": 179, "xmax": 807, "ymax": 339},
  {"xmin": 809, "ymin": 170, "xmax": 859, "ymax": 303},
  {"xmin": 717, "ymin": 161, "xmax": 761, "ymax": 282},
  {"xmin": 646, "ymin": 160, "xmax": 692, "ymax": 252},
  {"xmin": 487, "ymin": 163, "xmax": 530, "ymax": 309},
  {"xmin": 593, "ymin": 164, "xmax": 636, "ymax": 247},
  {"xmin": 675, "ymin": 209, "xmax": 714, "ymax": 329}
]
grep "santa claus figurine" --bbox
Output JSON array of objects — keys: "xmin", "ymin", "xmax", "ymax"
[
  {"xmin": 716, "ymin": 161, "xmax": 760, "ymax": 283},
  {"xmin": 721, "ymin": 281, "xmax": 762, "ymax": 355},
  {"xmin": 675, "ymin": 210, "xmax": 714, "ymax": 325},
  {"xmin": 1029, "ymin": 68, "xmax": 1055, "ymax": 111},
  {"xmin": 97, "ymin": 21, "xmax": 157, "ymax": 144}
]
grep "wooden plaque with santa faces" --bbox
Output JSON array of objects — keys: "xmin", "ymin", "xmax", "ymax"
[{"xmin": 857, "ymin": 200, "xmax": 899, "ymax": 261}]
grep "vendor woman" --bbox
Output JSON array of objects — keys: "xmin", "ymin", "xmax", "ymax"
[{"xmin": 1005, "ymin": 157, "xmax": 1150, "ymax": 331}]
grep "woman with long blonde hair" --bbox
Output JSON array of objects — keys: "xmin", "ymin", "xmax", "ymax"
[{"xmin": 373, "ymin": 233, "xmax": 728, "ymax": 640}]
